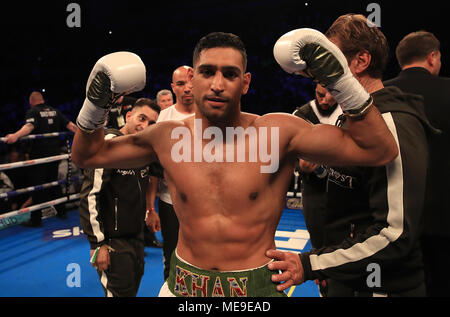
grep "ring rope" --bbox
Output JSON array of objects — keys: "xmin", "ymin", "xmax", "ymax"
[
  {"xmin": 0, "ymin": 154, "xmax": 70, "ymax": 171},
  {"xmin": 0, "ymin": 133, "xmax": 79, "ymax": 226},
  {"xmin": 0, "ymin": 194, "xmax": 80, "ymax": 220},
  {"xmin": 0, "ymin": 131, "xmax": 72, "ymax": 143},
  {"xmin": 0, "ymin": 176, "xmax": 82, "ymax": 199}
]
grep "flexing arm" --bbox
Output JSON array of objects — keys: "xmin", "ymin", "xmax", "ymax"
[
  {"xmin": 71, "ymin": 51, "xmax": 156, "ymax": 169},
  {"xmin": 273, "ymin": 28, "xmax": 398, "ymax": 166},
  {"xmin": 72, "ymin": 126, "xmax": 156, "ymax": 169},
  {"xmin": 289, "ymin": 106, "xmax": 397, "ymax": 167}
]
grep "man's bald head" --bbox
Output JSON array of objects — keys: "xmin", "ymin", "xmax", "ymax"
[
  {"xmin": 171, "ymin": 65, "xmax": 194, "ymax": 109},
  {"xmin": 172, "ymin": 65, "xmax": 193, "ymax": 82},
  {"xmin": 29, "ymin": 91, "xmax": 45, "ymax": 107}
]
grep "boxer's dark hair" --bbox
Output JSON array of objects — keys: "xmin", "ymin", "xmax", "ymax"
[
  {"xmin": 134, "ymin": 98, "xmax": 161, "ymax": 114},
  {"xmin": 325, "ymin": 14, "xmax": 389, "ymax": 79},
  {"xmin": 395, "ymin": 31, "xmax": 440, "ymax": 68},
  {"xmin": 193, "ymin": 32, "xmax": 247, "ymax": 71}
]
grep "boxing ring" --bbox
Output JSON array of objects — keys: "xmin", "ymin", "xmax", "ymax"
[
  {"xmin": 0, "ymin": 132, "xmax": 316, "ymax": 297},
  {"xmin": 0, "ymin": 132, "xmax": 80, "ymax": 228}
]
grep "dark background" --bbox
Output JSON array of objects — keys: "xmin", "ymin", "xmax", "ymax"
[{"xmin": 0, "ymin": 0, "xmax": 448, "ymax": 154}]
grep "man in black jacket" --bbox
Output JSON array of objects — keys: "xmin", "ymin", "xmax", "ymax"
[
  {"xmin": 79, "ymin": 98, "xmax": 160, "ymax": 297},
  {"xmin": 384, "ymin": 31, "xmax": 450, "ymax": 297},
  {"xmin": 293, "ymin": 85, "xmax": 341, "ymax": 250},
  {"xmin": 268, "ymin": 14, "xmax": 438, "ymax": 297}
]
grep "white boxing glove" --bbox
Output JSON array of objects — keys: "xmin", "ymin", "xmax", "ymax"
[
  {"xmin": 274, "ymin": 28, "xmax": 372, "ymax": 117},
  {"xmin": 77, "ymin": 51, "xmax": 146, "ymax": 132}
]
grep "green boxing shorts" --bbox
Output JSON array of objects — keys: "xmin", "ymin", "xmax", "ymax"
[{"xmin": 158, "ymin": 250, "xmax": 287, "ymax": 297}]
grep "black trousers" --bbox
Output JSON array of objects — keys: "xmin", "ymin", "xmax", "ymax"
[
  {"xmin": 158, "ymin": 199, "xmax": 179, "ymax": 281},
  {"xmin": 97, "ymin": 237, "xmax": 145, "ymax": 297}
]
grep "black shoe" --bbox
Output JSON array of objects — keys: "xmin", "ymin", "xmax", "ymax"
[{"xmin": 21, "ymin": 220, "xmax": 42, "ymax": 228}]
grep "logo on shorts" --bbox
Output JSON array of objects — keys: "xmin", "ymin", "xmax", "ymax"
[{"xmin": 174, "ymin": 265, "xmax": 248, "ymax": 297}]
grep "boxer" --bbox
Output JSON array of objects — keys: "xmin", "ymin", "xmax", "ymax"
[{"xmin": 72, "ymin": 30, "xmax": 397, "ymax": 297}]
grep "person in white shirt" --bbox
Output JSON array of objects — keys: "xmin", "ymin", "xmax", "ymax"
[{"xmin": 146, "ymin": 65, "xmax": 195, "ymax": 280}]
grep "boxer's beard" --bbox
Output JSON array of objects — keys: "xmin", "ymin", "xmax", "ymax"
[{"xmin": 196, "ymin": 97, "xmax": 237, "ymax": 125}]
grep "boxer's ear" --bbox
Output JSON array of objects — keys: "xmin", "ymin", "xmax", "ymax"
[
  {"xmin": 187, "ymin": 67, "xmax": 194, "ymax": 83},
  {"xmin": 242, "ymin": 72, "xmax": 251, "ymax": 95}
]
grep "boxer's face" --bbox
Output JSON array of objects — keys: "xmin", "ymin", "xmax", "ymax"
[{"xmin": 191, "ymin": 47, "xmax": 251, "ymax": 123}]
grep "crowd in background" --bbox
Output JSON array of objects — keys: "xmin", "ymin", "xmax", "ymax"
[{"xmin": 1, "ymin": 2, "xmax": 446, "ymax": 148}]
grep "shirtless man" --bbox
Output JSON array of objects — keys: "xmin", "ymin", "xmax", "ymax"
[{"xmin": 72, "ymin": 30, "xmax": 398, "ymax": 297}]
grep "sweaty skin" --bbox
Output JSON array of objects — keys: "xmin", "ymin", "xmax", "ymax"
[
  {"xmin": 72, "ymin": 46, "xmax": 398, "ymax": 272},
  {"xmin": 157, "ymin": 114, "xmax": 296, "ymax": 271}
]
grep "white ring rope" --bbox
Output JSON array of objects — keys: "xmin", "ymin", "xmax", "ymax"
[
  {"xmin": 0, "ymin": 131, "xmax": 79, "ymax": 223},
  {"xmin": 0, "ymin": 176, "xmax": 82, "ymax": 199},
  {"xmin": 0, "ymin": 131, "xmax": 72, "ymax": 143},
  {"xmin": 0, "ymin": 154, "xmax": 70, "ymax": 171},
  {"xmin": 0, "ymin": 194, "xmax": 80, "ymax": 220}
]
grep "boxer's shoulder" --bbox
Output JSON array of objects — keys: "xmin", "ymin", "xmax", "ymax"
[
  {"xmin": 143, "ymin": 120, "xmax": 188, "ymax": 148},
  {"xmin": 240, "ymin": 112, "xmax": 259, "ymax": 127},
  {"xmin": 255, "ymin": 112, "xmax": 308, "ymax": 129}
]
